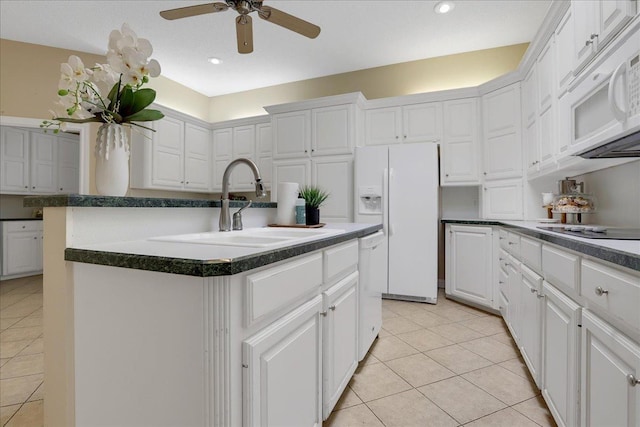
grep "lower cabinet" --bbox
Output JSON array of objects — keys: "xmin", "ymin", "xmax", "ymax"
[
  {"xmin": 243, "ymin": 295, "xmax": 323, "ymax": 427},
  {"xmin": 518, "ymin": 265, "xmax": 543, "ymax": 387},
  {"xmin": 2, "ymin": 221, "xmax": 43, "ymax": 278},
  {"xmin": 445, "ymin": 224, "xmax": 493, "ymax": 309},
  {"xmin": 505, "ymin": 255, "xmax": 521, "ymax": 342},
  {"xmin": 322, "ymin": 272, "xmax": 359, "ymax": 419},
  {"xmin": 541, "ymin": 281, "xmax": 581, "ymax": 427},
  {"xmin": 581, "ymin": 310, "xmax": 640, "ymax": 427}
]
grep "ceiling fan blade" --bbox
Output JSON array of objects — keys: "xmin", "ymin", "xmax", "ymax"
[
  {"xmin": 160, "ymin": 2, "xmax": 228, "ymax": 20},
  {"xmin": 236, "ymin": 15, "xmax": 254, "ymax": 54},
  {"xmin": 258, "ymin": 6, "xmax": 321, "ymax": 39}
]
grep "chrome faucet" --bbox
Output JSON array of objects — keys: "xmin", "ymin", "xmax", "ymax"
[{"xmin": 219, "ymin": 158, "xmax": 266, "ymax": 232}]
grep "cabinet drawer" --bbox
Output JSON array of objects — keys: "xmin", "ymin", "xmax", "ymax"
[
  {"xmin": 542, "ymin": 244, "xmax": 580, "ymax": 291},
  {"xmin": 499, "ymin": 267, "xmax": 509, "ymax": 299},
  {"xmin": 498, "ymin": 290, "xmax": 508, "ymax": 318},
  {"xmin": 581, "ymin": 259, "xmax": 640, "ymax": 331},
  {"xmin": 498, "ymin": 229, "xmax": 509, "ymax": 251},
  {"xmin": 506, "ymin": 232, "xmax": 520, "ymax": 256},
  {"xmin": 522, "ymin": 264, "xmax": 542, "ymax": 292},
  {"xmin": 323, "ymin": 240, "xmax": 358, "ymax": 284},
  {"xmin": 245, "ymin": 253, "xmax": 323, "ymax": 326},
  {"xmin": 498, "ymin": 248, "xmax": 509, "ymax": 273},
  {"xmin": 520, "ymin": 236, "xmax": 542, "ymax": 273},
  {"xmin": 4, "ymin": 221, "xmax": 42, "ymax": 232}
]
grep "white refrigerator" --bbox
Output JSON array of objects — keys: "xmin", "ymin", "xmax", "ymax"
[{"xmin": 355, "ymin": 142, "xmax": 439, "ymax": 303}]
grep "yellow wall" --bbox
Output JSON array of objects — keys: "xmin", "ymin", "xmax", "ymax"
[{"xmin": 208, "ymin": 43, "xmax": 528, "ymax": 121}]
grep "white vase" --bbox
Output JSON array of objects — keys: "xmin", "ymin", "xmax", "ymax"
[{"xmin": 94, "ymin": 123, "xmax": 130, "ymax": 197}]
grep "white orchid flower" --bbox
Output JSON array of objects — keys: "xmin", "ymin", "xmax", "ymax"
[{"xmin": 92, "ymin": 63, "xmax": 119, "ymax": 87}]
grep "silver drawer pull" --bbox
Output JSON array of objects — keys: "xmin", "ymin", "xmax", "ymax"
[
  {"xmin": 530, "ymin": 288, "xmax": 537, "ymax": 294},
  {"xmin": 537, "ymin": 293, "xmax": 544, "ymax": 299},
  {"xmin": 320, "ymin": 311, "xmax": 327, "ymax": 317},
  {"xmin": 508, "ymin": 242, "xmax": 515, "ymax": 245},
  {"xmin": 628, "ymin": 374, "xmax": 639, "ymax": 386},
  {"xmin": 594, "ymin": 286, "xmax": 609, "ymax": 296},
  {"xmin": 329, "ymin": 305, "xmax": 336, "ymax": 311}
]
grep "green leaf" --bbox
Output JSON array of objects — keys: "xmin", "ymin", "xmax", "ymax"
[
  {"xmin": 128, "ymin": 88, "xmax": 156, "ymax": 115},
  {"xmin": 107, "ymin": 82, "xmax": 119, "ymax": 108},
  {"xmin": 119, "ymin": 85, "xmax": 134, "ymax": 116},
  {"xmin": 122, "ymin": 109, "xmax": 164, "ymax": 123}
]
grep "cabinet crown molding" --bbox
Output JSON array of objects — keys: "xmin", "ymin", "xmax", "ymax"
[
  {"xmin": 211, "ymin": 114, "xmax": 270, "ymax": 129},
  {"xmin": 264, "ymin": 92, "xmax": 367, "ymax": 114}
]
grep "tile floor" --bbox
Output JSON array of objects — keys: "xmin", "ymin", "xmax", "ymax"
[{"xmin": 0, "ymin": 276, "xmax": 555, "ymax": 427}]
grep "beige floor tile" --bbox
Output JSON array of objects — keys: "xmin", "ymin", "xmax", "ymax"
[
  {"xmin": 418, "ymin": 376, "xmax": 506, "ymax": 424},
  {"xmin": 396, "ymin": 328, "xmax": 455, "ymax": 352},
  {"xmin": 0, "ymin": 404, "xmax": 21, "ymax": 426},
  {"xmin": 333, "ymin": 386, "xmax": 362, "ymax": 411},
  {"xmin": 0, "ymin": 353, "xmax": 44, "ymax": 379},
  {"xmin": 428, "ymin": 323, "xmax": 485, "ymax": 343},
  {"xmin": 324, "ymin": 403, "xmax": 384, "ymax": 427},
  {"xmin": 0, "ymin": 305, "xmax": 40, "ymax": 320},
  {"xmin": 429, "ymin": 307, "xmax": 479, "ymax": 322},
  {"xmin": 5, "ymin": 400, "xmax": 43, "ymax": 427},
  {"xmin": 0, "ymin": 340, "xmax": 33, "ymax": 359},
  {"xmin": 377, "ymin": 328, "xmax": 391, "ymax": 338},
  {"xmin": 460, "ymin": 336, "xmax": 520, "ymax": 363},
  {"xmin": 465, "ymin": 407, "xmax": 540, "ymax": 427},
  {"xmin": 0, "ymin": 327, "xmax": 42, "ymax": 343},
  {"xmin": 513, "ymin": 395, "xmax": 557, "ymax": 427},
  {"xmin": 0, "ymin": 318, "xmax": 22, "ymax": 331},
  {"xmin": 425, "ymin": 344, "xmax": 493, "ymax": 374},
  {"xmin": 462, "ymin": 365, "xmax": 539, "ymax": 406},
  {"xmin": 0, "ymin": 295, "xmax": 29, "ymax": 310},
  {"xmin": 368, "ymin": 335, "xmax": 418, "ymax": 362},
  {"xmin": 12, "ymin": 316, "xmax": 42, "ymax": 328},
  {"xmin": 489, "ymin": 331, "xmax": 517, "ymax": 347},
  {"xmin": 27, "ymin": 381, "xmax": 43, "ymax": 402},
  {"xmin": 0, "ymin": 359, "xmax": 9, "ymax": 368},
  {"xmin": 499, "ymin": 358, "xmax": 532, "ymax": 380},
  {"xmin": 348, "ymin": 362, "xmax": 411, "ymax": 402},
  {"xmin": 367, "ymin": 389, "xmax": 458, "ymax": 427},
  {"xmin": 17, "ymin": 338, "xmax": 42, "ymax": 357},
  {"xmin": 386, "ymin": 353, "xmax": 455, "ymax": 388},
  {"xmin": 459, "ymin": 315, "xmax": 509, "ymax": 335},
  {"xmin": 381, "ymin": 308, "xmax": 399, "ymax": 320},
  {"xmin": 402, "ymin": 310, "xmax": 452, "ymax": 328},
  {"xmin": 382, "ymin": 300, "xmax": 428, "ymax": 316},
  {"xmin": 0, "ymin": 374, "xmax": 43, "ymax": 406},
  {"xmin": 380, "ymin": 316, "xmax": 423, "ymax": 335}
]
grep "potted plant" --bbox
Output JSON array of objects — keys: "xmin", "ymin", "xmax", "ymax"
[{"xmin": 299, "ymin": 186, "xmax": 329, "ymax": 225}]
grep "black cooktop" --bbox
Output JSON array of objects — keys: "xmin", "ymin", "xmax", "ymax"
[{"xmin": 537, "ymin": 226, "xmax": 640, "ymax": 240}]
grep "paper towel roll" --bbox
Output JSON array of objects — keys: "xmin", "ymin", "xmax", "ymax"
[{"xmin": 276, "ymin": 182, "xmax": 299, "ymax": 225}]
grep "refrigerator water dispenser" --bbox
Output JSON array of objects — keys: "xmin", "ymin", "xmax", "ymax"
[{"xmin": 358, "ymin": 186, "xmax": 382, "ymax": 214}]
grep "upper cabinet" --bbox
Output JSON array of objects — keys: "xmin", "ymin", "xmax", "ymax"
[
  {"xmin": 482, "ymin": 83, "xmax": 523, "ymax": 181},
  {"xmin": 555, "ymin": 8, "xmax": 575, "ymax": 96},
  {"xmin": 573, "ymin": 0, "xmax": 636, "ymax": 72},
  {"xmin": 365, "ymin": 102, "xmax": 442, "ymax": 145},
  {"xmin": 272, "ymin": 110, "xmax": 311, "ymax": 158},
  {"xmin": 440, "ymin": 98, "xmax": 481, "ymax": 185},
  {"xmin": 56, "ymin": 135, "xmax": 80, "ymax": 193}
]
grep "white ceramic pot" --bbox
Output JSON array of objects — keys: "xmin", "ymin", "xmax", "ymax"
[{"xmin": 94, "ymin": 123, "xmax": 130, "ymax": 197}]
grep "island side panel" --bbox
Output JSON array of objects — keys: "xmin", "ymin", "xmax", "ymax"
[{"xmin": 72, "ymin": 263, "xmax": 207, "ymax": 427}]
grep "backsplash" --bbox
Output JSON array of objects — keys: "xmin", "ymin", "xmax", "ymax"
[{"xmin": 0, "ymin": 195, "xmax": 36, "ymax": 218}]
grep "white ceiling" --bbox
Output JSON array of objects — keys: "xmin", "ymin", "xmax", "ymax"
[{"xmin": 0, "ymin": 0, "xmax": 551, "ymax": 97}]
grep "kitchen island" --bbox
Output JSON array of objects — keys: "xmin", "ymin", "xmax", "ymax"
[{"xmin": 26, "ymin": 195, "xmax": 381, "ymax": 427}]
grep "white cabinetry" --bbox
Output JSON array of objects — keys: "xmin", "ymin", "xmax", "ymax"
[
  {"xmin": 445, "ymin": 224, "xmax": 493, "ymax": 309},
  {"xmin": 536, "ymin": 38, "xmax": 557, "ymax": 171},
  {"xmin": 519, "ymin": 265, "xmax": 543, "ymax": 387},
  {"xmin": 1, "ymin": 221, "xmax": 43, "ymax": 278},
  {"xmin": 56, "ymin": 136, "xmax": 80, "ymax": 193},
  {"xmin": 581, "ymin": 310, "xmax": 640, "ymax": 427},
  {"xmin": 256, "ymin": 123, "xmax": 273, "ymax": 190},
  {"xmin": 440, "ymin": 98, "xmax": 481, "ymax": 185},
  {"xmin": 272, "ymin": 110, "xmax": 311, "ymax": 158},
  {"xmin": 482, "ymin": 178, "xmax": 523, "ymax": 220},
  {"xmin": 29, "ymin": 132, "xmax": 58, "ymax": 194},
  {"xmin": 573, "ymin": 0, "xmax": 636, "ymax": 72},
  {"xmin": 365, "ymin": 102, "xmax": 442, "ymax": 145},
  {"xmin": 482, "ymin": 83, "xmax": 522, "ymax": 181},
  {"xmin": 555, "ymin": 8, "xmax": 575, "ymax": 96}
]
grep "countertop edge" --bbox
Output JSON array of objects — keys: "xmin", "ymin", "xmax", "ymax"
[
  {"xmin": 64, "ymin": 224, "xmax": 383, "ymax": 277},
  {"xmin": 441, "ymin": 219, "xmax": 639, "ymax": 271}
]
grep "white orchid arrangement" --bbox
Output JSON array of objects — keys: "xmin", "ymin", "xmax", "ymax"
[{"xmin": 42, "ymin": 24, "xmax": 164, "ymax": 133}]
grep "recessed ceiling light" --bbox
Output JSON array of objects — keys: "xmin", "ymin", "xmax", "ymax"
[
  {"xmin": 208, "ymin": 57, "xmax": 222, "ymax": 65},
  {"xmin": 434, "ymin": 1, "xmax": 455, "ymax": 14}
]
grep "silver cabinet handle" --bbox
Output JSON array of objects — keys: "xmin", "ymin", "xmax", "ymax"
[
  {"xmin": 320, "ymin": 311, "xmax": 327, "ymax": 317},
  {"xmin": 504, "ymin": 263, "xmax": 511, "ymax": 267},
  {"xmin": 530, "ymin": 288, "xmax": 537, "ymax": 294},
  {"xmin": 508, "ymin": 242, "xmax": 515, "ymax": 245},
  {"xmin": 329, "ymin": 305, "xmax": 336, "ymax": 311},
  {"xmin": 627, "ymin": 374, "xmax": 639, "ymax": 386},
  {"xmin": 537, "ymin": 293, "xmax": 544, "ymax": 299},
  {"xmin": 499, "ymin": 281, "xmax": 504, "ymax": 284},
  {"xmin": 595, "ymin": 286, "xmax": 609, "ymax": 296}
]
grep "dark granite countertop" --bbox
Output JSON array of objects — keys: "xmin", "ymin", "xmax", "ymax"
[
  {"xmin": 64, "ymin": 223, "xmax": 382, "ymax": 277},
  {"xmin": 0, "ymin": 218, "xmax": 43, "ymax": 221},
  {"xmin": 442, "ymin": 219, "xmax": 640, "ymax": 271},
  {"xmin": 24, "ymin": 194, "xmax": 277, "ymax": 209}
]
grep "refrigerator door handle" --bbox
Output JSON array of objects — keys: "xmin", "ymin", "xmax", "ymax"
[
  {"xmin": 383, "ymin": 168, "xmax": 389, "ymax": 236},
  {"xmin": 388, "ymin": 168, "xmax": 394, "ymax": 237}
]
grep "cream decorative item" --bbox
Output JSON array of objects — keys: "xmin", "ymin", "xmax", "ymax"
[{"xmin": 42, "ymin": 23, "xmax": 164, "ymax": 196}]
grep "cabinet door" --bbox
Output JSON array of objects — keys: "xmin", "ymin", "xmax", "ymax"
[
  {"xmin": 482, "ymin": 179, "xmax": 523, "ymax": 220},
  {"xmin": 402, "ymin": 103, "xmax": 442, "ymax": 143},
  {"xmin": 152, "ymin": 116, "xmax": 185, "ymax": 189},
  {"xmin": 30, "ymin": 133, "xmax": 57, "ymax": 193},
  {"xmin": 322, "ymin": 272, "xmax": 358, "ymax": 419},
  {"xmin": 312, "ymin": 105, "xmax": 353, "ymax": 156},
  {"xmin": 537, "ymin": 39, "xmax": 555, "ymax": 115},
  {"xmin": 482, "ymin": 84, "xmax": 522, "ymax": 180},
  {"xmin": 311, "ymin": 156, "xmax": 353, "ymax": 223},
  {"xmin": 272, "ymin": 111, "xmax": 310, "ymax": 158},
  {"xmin": 541, "ymin": 282, "xmax": 581, "ymax": 427},
  {"xmin": 581, "ymin": 310, "xmax": 640, "ymax": 427},
  {"xmin": 4, "ymin": 231, "xmax": 40, "ymax": 275},
  {"xmin": 184, "ymin": 123, "xmax": 210, "ymax": 191},
  {"xmin": 445, "ymin": 225, "xmax": 493, "ymax": 308},
  {"xmin": 538, "ymin": 107, "xmax": 555, "ymax": 168},
  {"xmin": 365, "ymin": 107, "xmax": 401, "ymax": 145},
  {"xmin": 597, "ymin": 0, "xmax": 636, "ymax": 48},
  {"xmin": 243, "ymin": 295, "xmax": 323, "ymax": 427},
  {"xmin": 271, "ymin": 159, "xmax": 310, "ymax": 202},
  {"xmin": 555, "ymin": 8, "xmax": 574, "ymax": 96},
  {"xmin": 57, "ymin": 136, "xmax": 79, "ymax": 193},
  {"xmin": 573, "ymin": 0, "xmax": 597, "ymax": 72},
  {"xmin": 0, "ymin": 126, "xmax": 30, "ymax": 193},
  {"xmin": 506, "ymin": 258, "xmax": 521, "ymax": 343},
  {"xmin": 212, "ymin": 128, "xmax": 232, "ymax": 192},
  {"xmin": 519, "ymin": 266, "xmax": 543, "ymax": 387},
  {"xmin": 441, "ymin": 99, "xmax": 480, "ymax": 185},
  {"xmin": 524, "ymin": 120, "xmax": 539, "ymax": 175},
  {"xmin": 232, "ymin": 125, "xmax": 257, "ymax": 190},
  {"xmin": 256, "ymin": 123, "xmax": 273, "ymax": 189},
  {"xmin": 522, "ymin": 67, "xmax": 538, "ymax": 127}
]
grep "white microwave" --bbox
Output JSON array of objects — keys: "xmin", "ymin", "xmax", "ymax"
[{"xmin": 570, "ymin": 23, "xmax": 640, "ymax": 155}]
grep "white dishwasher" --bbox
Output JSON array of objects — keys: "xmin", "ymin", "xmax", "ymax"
[{"xmin": 358, "ymin": 230, "xmax": 386, "ymax": 361}]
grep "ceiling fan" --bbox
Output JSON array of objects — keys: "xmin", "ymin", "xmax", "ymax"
[{"xmin": 159, "ymin": 0, "xmax": 321, "ymax": 54}]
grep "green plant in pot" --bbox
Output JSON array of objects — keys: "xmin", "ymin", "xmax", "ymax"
[{"xmin": 299, "ymin": 186, "xmax": 329, "ymax": 225}]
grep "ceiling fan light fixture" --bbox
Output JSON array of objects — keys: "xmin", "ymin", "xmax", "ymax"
[
  {"xmin": 208, "ymin": 57, "xmax": 223, "ymax": 64},
  {"xmin": 434, "ymin": 1, "xmax": 455, "ymax": 14}
]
